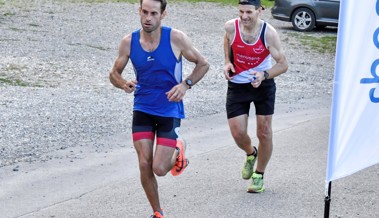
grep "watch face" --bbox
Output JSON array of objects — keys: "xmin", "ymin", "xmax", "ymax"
[
  {"xmin": 186, "ymin": 79, "xmax": 192, "ymax": 86},
  {"xmin": 264, "ymin": 71, "xmax": 269, "ymax": 79}
]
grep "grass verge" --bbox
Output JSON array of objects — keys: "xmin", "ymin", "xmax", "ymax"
[
  {"xmin": 300, "ymin": 35, "xmax": 337, "ymax": 54},
  {"xmin": 0, "ymin": 77, "xmax": 30, "ymax": 87}
]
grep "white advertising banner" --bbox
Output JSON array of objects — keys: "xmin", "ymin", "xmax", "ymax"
[{"xmin": 326, "ymin": 0, "xmax": 379, "ymax": 183}]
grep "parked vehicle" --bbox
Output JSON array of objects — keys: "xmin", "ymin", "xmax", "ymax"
[{"xmin": 271, "ymin": 0, "xmax": 340, "ymax": 31}]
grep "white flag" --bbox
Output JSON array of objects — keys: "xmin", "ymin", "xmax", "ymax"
[{"xmin": 326, "ymin": 0, "xmax": 379, "ymax": 183}]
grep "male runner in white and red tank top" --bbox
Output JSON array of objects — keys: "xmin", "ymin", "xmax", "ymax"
[{"xmin": 223, "ymin": 0, "xmax": 288, "ymax": 193}]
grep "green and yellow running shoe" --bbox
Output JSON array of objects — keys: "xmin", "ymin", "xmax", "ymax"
[
  {"xmin": 247, "ymin": 172, "xmax": 265, "ymax": 193},
  {"xmin": 241, "ymin": 155, "xmax": 257, "ymax": 180}
]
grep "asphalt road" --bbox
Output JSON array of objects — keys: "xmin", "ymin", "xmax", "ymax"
[{"xmin": 1, "ymin": 96, "xmax": 378, "ymax": 218}]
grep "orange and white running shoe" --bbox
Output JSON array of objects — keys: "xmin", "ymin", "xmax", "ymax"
[
  {"xmin": 170, "ymin": 138, "xmax": 189, "ymax": 176},
  {"xmin": 150, "ymin": 208, "xmax": 164, "ymax": 218}
]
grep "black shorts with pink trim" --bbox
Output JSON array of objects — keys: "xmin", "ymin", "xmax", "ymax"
[{"xmin": 132, "ymin": 110, "xmax": 181, "ymax": 148}]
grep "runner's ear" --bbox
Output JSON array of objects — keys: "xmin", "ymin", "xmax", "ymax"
[{"xmin": 161, "ymin": 10, "xmax": 167, "ymax": 19}]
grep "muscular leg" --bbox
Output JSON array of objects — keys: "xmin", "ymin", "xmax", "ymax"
[
  {"xmin": 132, "ymin": 111, "xmax": 181, "ymax": 214},
  {"xmin": 134, "ymin": 139, "xmax": 178, "ymax": 213},
  {"xmin": 134, "ymin": 139, "xmax": 160, "ymax": 213},
  {"xmin": 153, "ymin": 144, "xmax": 177, "ymax": 176},
  {"xmin": 228, "ymin": 114, "xmax": 255, "ymax": 155},
  {"xmin": 255, "ymin": 115, "xmax": 273, "ymax": 173}
]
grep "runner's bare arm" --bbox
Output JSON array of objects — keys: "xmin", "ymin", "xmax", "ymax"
[
  {"xmin": 224, "ymin": 20, "xmax": 235, "ymax": 80},
  {"xmin": 109, "ymin": 34, "xmax": 137, "ymax": 93},
  {"xmin": 263, "ymin": 24, "xmax": 288, "ymax": 79},
  {"xmin": 172, "ymin": 29, "xmax": 209, "ymax": 86},
  {"xmin": 166, "ymin": 29, "xmax": 210, "ymax": 102}
]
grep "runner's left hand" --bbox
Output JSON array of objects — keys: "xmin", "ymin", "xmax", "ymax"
[{"xmin": 166, "ymin": 83, "xmax": 187, "ymax": 102}]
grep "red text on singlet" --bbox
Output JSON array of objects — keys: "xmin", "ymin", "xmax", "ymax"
[{"xmin": 231, "ymin": 19, "xmax": 270, "ymax": 75}]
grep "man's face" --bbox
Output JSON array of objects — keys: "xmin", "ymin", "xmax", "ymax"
[
  {"xmin": 139, "ymin": 0, "xmax": 165, "ymax": 33},
  {"xmin": 238, "ymin": 5, "xmax": 260, "ymax": 26}
]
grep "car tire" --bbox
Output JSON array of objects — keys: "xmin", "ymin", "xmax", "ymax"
[{"xmin": 291, "ymin": 8, "xmax": 315, "ymax": 32}]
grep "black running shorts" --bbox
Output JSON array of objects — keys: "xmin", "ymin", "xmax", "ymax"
[{"xmin": 226, "ymin": 79, "xmax": 276, "ymax": 119}]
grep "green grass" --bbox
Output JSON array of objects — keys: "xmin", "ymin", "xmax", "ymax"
[
  {"xmin": 0, "ymin": 64, "xmax": 42, "ymax": 87},
  {"xmin": 0, "ymin": 77, "xmax": 30, "ymax": 87},
  {"xmin": 300, "ymin": 35, "xmax": 337, "ymax": 54},
  {"xmin": 10, "ymin": 27, "xmax": 26, "ymax": 32},
  {"xmin": 0, "ymin": 76, "xmax": 44, "ymax": 87},
  {"xmin": 286, "ymin": 32, "xmax": 337, "ymax": 54}
]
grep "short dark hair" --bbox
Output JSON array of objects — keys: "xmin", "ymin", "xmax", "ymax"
[
  {"xmin": 140, "ymin": 0, "xmax": 167, "ymax": 13},
  {"xmin": 238, "ymin": 0, "xmax": 264, "ymax": 10}
]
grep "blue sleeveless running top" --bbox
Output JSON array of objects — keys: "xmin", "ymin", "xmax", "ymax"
[{"xmin": 130, "ymin": 26, "xmax": 184, "ymax": 118}]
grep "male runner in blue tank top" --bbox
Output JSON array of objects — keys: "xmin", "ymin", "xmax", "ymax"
[
  {"xmin": 224, "ymin": 0, "xmax": 288, "ymax": 193},
  {"xmin": 109, "ymin": 0, "xmax": 209, "ymax": 217}
]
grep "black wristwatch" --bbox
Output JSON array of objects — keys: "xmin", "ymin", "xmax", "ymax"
[
  {"xmin": 263, "ymin": 71, "xmax": 270, "ymax": 80},
  {"xmin": 185, "ymin": 79, "xmax": 193, "ymax": 89}
]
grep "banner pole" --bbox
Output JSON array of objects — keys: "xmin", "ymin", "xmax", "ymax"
[{"xmin": 324, "ymin": 181, "xmax": 332, "ymax": 218}]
